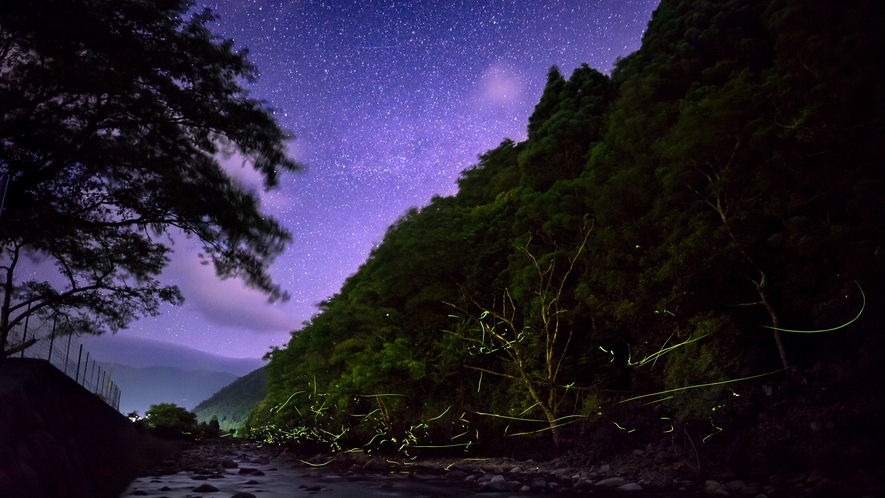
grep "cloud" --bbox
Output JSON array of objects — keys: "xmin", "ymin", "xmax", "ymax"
[
  {"xmin": 164, "ymin": 236, "xmax": 301, "ymax": 333},
  {"xmin": 216, "ymin": 149, "xmax": 268, "ymax": 194},
  {"xmin": 79, "ymin": 334, "xmax": 265, "ymax": 374},
  {"xmin": 477, "ymin": 62, "xmax": 524, "ymax": 104}
]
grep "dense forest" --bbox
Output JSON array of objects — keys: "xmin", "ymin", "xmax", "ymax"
[
  {"xmin": 194, "ymin": 367, "xmax": 266, "ymax": 432},
  {"xmin": 247, "ymin": 0, "xmax": 885, "ymax": 472}
]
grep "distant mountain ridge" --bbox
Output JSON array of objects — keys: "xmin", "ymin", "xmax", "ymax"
[
  {"xmin": 101, "ymin": 363, "xmax": 239, "ymax": 416},
  {"xmin": 81, "ymin": 335, "xmax": 265, "ymax": 376},
  {"xmin": 194, "ymin": 367, "xmax": 265, "ymax": 432}
]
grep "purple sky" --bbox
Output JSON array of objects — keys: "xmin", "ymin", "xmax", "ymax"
[{"xmin": 87, "ymin": 0, "xmax": 661, "ymax": 362}]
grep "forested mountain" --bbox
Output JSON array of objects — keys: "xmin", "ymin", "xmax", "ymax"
[
  {"xmin": 248, "ymin": 0, "xmax": 885, "ymax": 471},
  {"xmin": 194, "ymin": 367, "xmax": 266, "ymax": 432}
]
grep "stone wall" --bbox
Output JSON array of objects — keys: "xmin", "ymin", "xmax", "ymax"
[{"xmin": 0, "ymin": 358, "xmax": 139, "ymax": 498}]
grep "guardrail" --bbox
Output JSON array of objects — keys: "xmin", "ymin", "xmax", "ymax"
[{"xmin": 13, "ymin": 330, "xmax": 121, "ymax": 412}]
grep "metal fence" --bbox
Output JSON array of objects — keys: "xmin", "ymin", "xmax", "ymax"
[{"xmin": 11, "ymin": 326, "xmax": 121, "ymax": 412}]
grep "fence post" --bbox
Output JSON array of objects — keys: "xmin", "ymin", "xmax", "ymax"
[
  {"xmin": 65, "ymin": 333, "xmax": 73, "ymax": 376},
  {"xmin": 47, "ymin": 316, "xmax": 56, "ymax": 362},
  {"xmin": 90, "ymin": 361, "xmax": 96, "ymax": 393},
  {"xmin": 76, "ymin": 345, "xmax": 83, "ymax": 383}
]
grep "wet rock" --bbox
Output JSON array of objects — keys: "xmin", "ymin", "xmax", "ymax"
[
  {"xmin": 230, "ymin": 493, "xmax": 256, "ymax": 498},
  {"xmin": 724, "ymin": 479, "xmax": 746, "ymax": 491},
  {"xmin": 221, "ymin": 459, "xmax": 238, "ymax": 468},
  {"xmin": 530, "ymin": 478, "xmax": 548, "ymax": 491},
  {"xmin": 192, "ymin": 483, "xmax": 219, "ymax": 492},
  {"xmin": 596, "ymin": 477, "xmax": 626, "ymax": 487},
  {"xmin": 573, "ymin": 478, "xmax": 593, "ymax": 489},
  {"xmin": 617, "ymin": 482, "xmax": 643, "ymax": 491},
  {"xmin": 238, "ymin": 468, "xmax": 257, "ymax": 475},
  {"xmin": 704, "ymin": 480, "xmax": 729, "ymax": 496},
  {"xmin": 479, "ymin": 475, "xmax": 510, "ymax": 492}
]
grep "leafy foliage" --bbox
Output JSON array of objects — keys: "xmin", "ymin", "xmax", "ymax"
[
  {"xmin": 0, "ymin": 0, "xmax": 298, "ymax": 354},
  {"xmin": 250, "ymin": 0, "xmax": 885, "ymax": 463},
  {"xmin": 194, "ymin": 367, "xmax": 266, "ymax": 433},
  {"xmin": 144, "ymin": 402, "xmax": 198, "ymax": 440}
]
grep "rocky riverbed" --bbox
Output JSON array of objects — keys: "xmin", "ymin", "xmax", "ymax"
[{"xmin": 123, "ymin": 441, "xmax": 880, "ymax": 498}]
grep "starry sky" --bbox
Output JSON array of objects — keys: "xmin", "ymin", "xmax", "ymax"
[{"xmin": 86, "ymin": 0, "xmax": 661, "ymax": 362}]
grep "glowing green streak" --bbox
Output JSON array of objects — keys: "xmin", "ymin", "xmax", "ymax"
[
  {"xmin": 474, "ymin": 412, "xmax": 586, "ymax": 423},
  {"xmin": 477, "ymin": 371, "xmax": 482, "ymax": 392},
  {"xmin": 451, "ymin": 430, "xmax": 469, "ymax": 440},
  {"xmin": 617, "ymin": 369, "xmax": 781, "ymax": 404},
  {"xmin": 643, "ymin": 395, "xmax": 674, "ymax": 405},
  {"xmin": 518, "ymin": 402, "xmax": 539, "ymax": 416},
  {"xmin": 427, "ymin": 405, "xmax": 452, "ymax": 422},
  {"xmin": 703, "ymin": 421, "xmax": 723, "ymax": 443},
  {"xmin": 505, "ymin": 418, "xmax": 582, "ymax": 437},
  {"xmin": 406, "ymin": 442, "xmax": 473, "ymax": 449},
  {"xmin": 663, "ymin": 425, "xmax": 674, "ymax": 433},
  {"xmin": 764, "ymin": 281, "xmax": 864, "ymax": 333},
  {"xmin": 271, "ymin": 390, "xmax": 306, "ymax": 413},
  {"xmin": 628, "ymin": 332, "xmax": 711, "ymax": 368},
  {"xmin": 300, "ymin": 459, "xmax": 335, "ymax": 467},
  {"xmin": 358, "ymin": 393, "xmax": 406, "ymax": 397}
]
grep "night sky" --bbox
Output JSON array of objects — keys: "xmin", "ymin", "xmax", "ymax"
[{"xmin": 89, "ymin": 0, "xmax": 661, "ymax": 362}]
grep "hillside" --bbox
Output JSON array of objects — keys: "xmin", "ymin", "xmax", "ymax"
[
  {"xmin": 103, "ymin": 363, "xmax": 238, "ymax": 416},
  {"xmin": 194, "ymin": 367, "xmax": 266, "ymax": 432},
  {"xmin": 248, "ymin": 0, "xmax": 885, "ymax": 483}
]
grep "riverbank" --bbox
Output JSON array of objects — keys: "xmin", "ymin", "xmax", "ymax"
[{"xmin": 127, "ymin": 439, "xmax": 882, "ymax": 497}]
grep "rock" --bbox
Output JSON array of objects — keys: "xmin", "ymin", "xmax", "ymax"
[
  {"xmin": 633, "ymin": 449, "xmax": 645, "ymax": 457},
  {"xmin": 645, "ymin": 471, "xmax": 673, "ymax": 487},
  {"xmin": 509, "ymin": 466, "xmax": 523, "ymax": 473},
  {"xmin": 597, "ymin": 477, "xmax": 626, "ymax": 487},
  {"xmin": 237, "ymin": 467, "xmax": 257, "ymax": 475},
  {"xmin": 806, "ymin": 469, "xmax": 827, "ymax": 485},
  {"xmin": 479, "ymin": 474, "xmax": 516, "ymax": 492},
  {"xmin": 725, "ymin": 480, "xmax": 746, "ymax": 490},
  {"xmin": 519, "ymin": 485, "xmax": 530, "ymax": 492},
  {"xmin": 599, "ymin": 464, "xmax": 611, "ymax": 474},
  {"xmin": 704, "ymin": 480, "xmax": 730, "ymax": 496},
  {"xmin": 221, "ymin": 459, "xmax": 238, "ymax": 468},
  {"xmin": 617, "ymin": 482, "xmax": 643, "ymax": 491},
  {"xmin": 573, "ymin": 479, "xmax": 593, "ymax": 489},
  {"xmin": 531, "ymin": 478, "xmax": 548, "ymax": 491},
  {"xmin": 192, "ymin": 483, "xmax": 219, "ymax": 492},
  {"xmin": 130, "ymin": 491, "xmax": 148, "ymax": 496},
  {"xmin": 245, "ymin": 480, "xmax": 259, "ymax": 484},
  {"xmin": 664, "ymin": 445, "xmax": 684, "ymax": 460},
  {"xmin": 230, "ymin": 493, "xmax": 256, "ymax": 498}
]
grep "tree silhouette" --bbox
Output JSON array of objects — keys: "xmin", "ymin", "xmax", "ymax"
[{"xmin": 0, "ymin": 0, "xmax": 300, "ymax": 355}]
